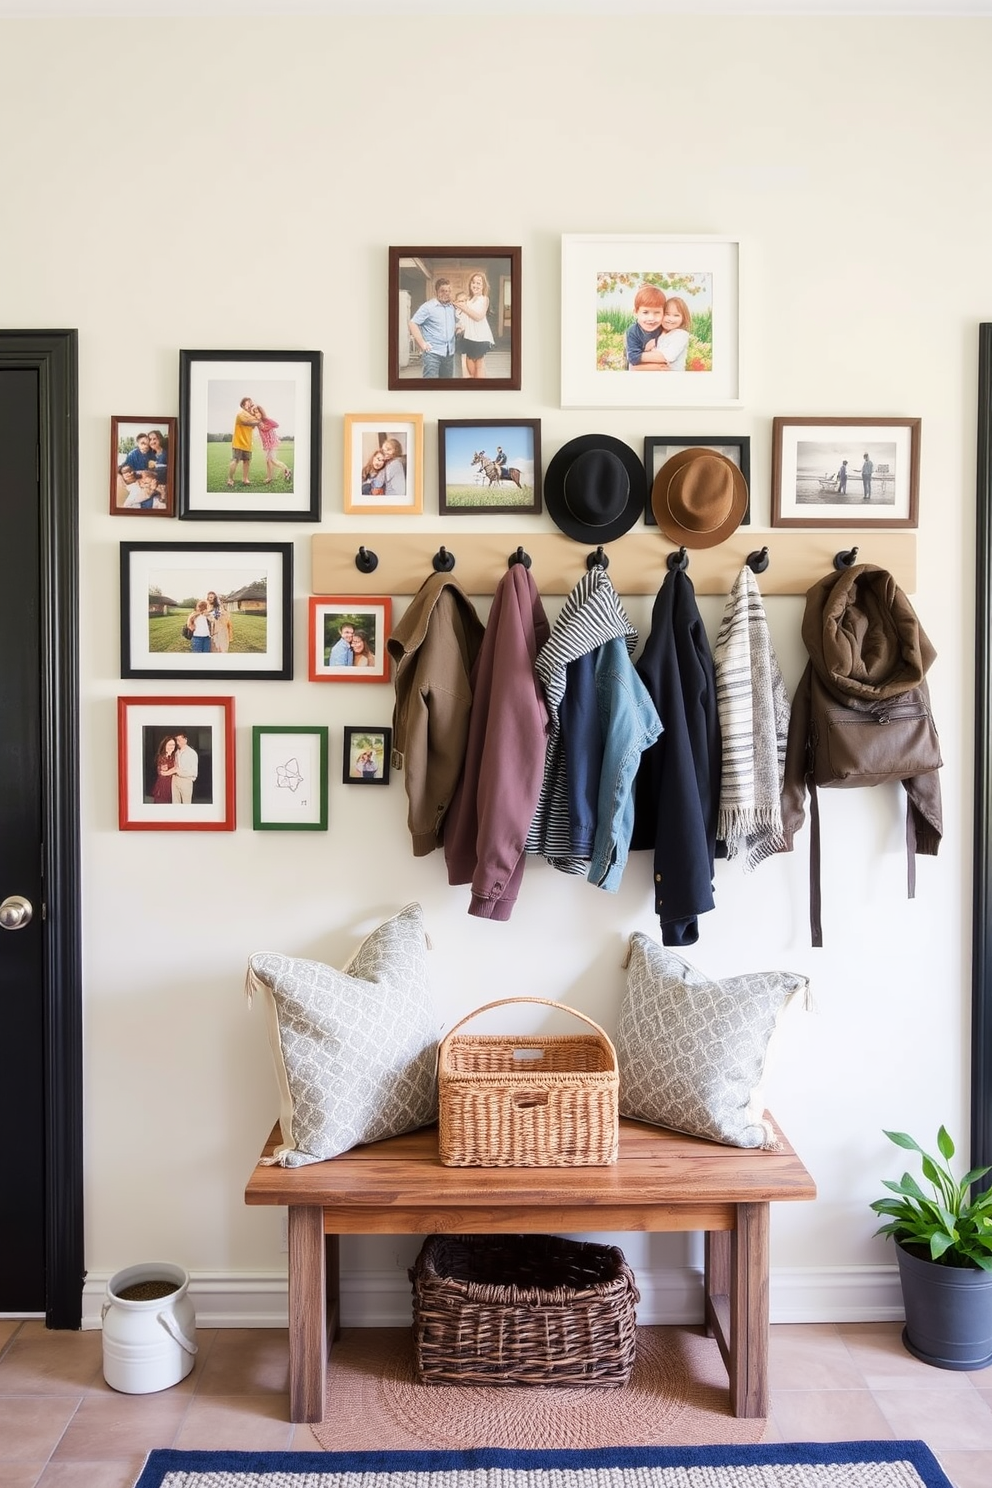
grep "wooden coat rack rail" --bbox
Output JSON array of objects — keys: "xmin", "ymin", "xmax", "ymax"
[{"xmin": 311, "ymin": 529, "xmax": 917, "ymax": 597}]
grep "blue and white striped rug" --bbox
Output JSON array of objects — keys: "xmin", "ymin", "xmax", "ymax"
[{"xmin": 132, "ymin": 1442, "xmax": 953, "ymax": 1488}]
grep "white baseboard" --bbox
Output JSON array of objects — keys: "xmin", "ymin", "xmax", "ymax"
[{"xmin": 80, "ymin": 1263, "xmax": 904, "ymax": 1331}]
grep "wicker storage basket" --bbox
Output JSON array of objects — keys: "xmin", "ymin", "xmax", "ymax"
[
  {"xmin": 437, "ymin": 997, "xmax": 619, "ymax": 1167},
  {"xmin": 409, "ymin": 1232, "xmax": 639, "ymax": 1386}
]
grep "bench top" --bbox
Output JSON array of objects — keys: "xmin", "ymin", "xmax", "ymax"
[{"xmin": 245, "ymin": 1116, "xmax": 816, "ymax": 1215}]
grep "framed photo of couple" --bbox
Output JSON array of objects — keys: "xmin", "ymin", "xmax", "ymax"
[
  {"xmin": 119, "ymin": 541, "xmax": 294, "ymax": 681},
  {"xmin": 178, "ymin": 350, "xmax": 322, "ymax": 521},
  {"xmin": 308, "ymin": 596, "xmax": 391, "ymax": 683},
  {"xmin": 117, "ymin": 695, "xmax": 235, "ymax": 831},
  {"xmin": 560, "ymin": 234, "xmax": 741, "ymax": 410},
  {"xmin": 109, "ymin": 416, "xmax": 176, "ymax": 517},
  {"xmin": 388, "ymin": 247, "xmax": 521, "ymax": 391},
  {"xmin": 342, "ymin": 413, "xmax": 424, "ymax": 515}
]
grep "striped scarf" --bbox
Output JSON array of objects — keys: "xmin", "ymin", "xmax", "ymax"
[{"xmin": 713, "ymin": 565, "xmax": 790, "ymax": 869}]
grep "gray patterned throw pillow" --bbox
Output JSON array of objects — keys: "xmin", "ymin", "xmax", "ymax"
[
  {"xmin": 246, "ymin": 902, "xmax": 440, "ymax": 1166},
  {"xmin": 616, "ymin": 932, "xmax": 808, "ymax": 1149}
]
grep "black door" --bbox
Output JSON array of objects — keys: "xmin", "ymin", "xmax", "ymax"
[{"xmin": 0, "ymin": 332, "xmax": 83, "ymax": 1324}]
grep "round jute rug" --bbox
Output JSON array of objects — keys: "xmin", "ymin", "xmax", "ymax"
[{"xmin": 308, "ymin": 1327, "xmax": 768, "ymax": 1450}]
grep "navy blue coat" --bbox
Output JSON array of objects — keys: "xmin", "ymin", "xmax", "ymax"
[{"xmin": 631, "ymin": 567, "xmax": 721, "ymax": 945}]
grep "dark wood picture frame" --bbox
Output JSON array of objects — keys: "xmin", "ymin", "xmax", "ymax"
[
  {"xmin": 178, "ymin": 349, "xmax": 322, "ymax": 522},
  {"xmin": 438, "ymin": 419, "xmax": 542, "ymax": 514},
  {"xmin": 771, "ymin": 416, "xmax": 920, "ymax": 529},
  {"xmin": 388, "ymin": 247, "xmax": 521, "ymax": 391},
  {"xmin": 109, "ymin": 416, "xmax": 176, "ymax": 517}
]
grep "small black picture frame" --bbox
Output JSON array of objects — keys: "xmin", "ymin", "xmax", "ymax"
[
  {"xmin": 643, "ymin": 435, "xmax": 751, "ymax": 526},
  {"xmin": 342, "ymin": 726, "xmax": 392, "ymax": 785}
]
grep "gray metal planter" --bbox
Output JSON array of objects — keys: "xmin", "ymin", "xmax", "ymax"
[{"xmin": 897, "ymin": 1241, "xmax": 992, "ymax": 1370}]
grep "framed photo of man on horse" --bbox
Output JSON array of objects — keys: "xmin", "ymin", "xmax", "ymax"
[{"xmin": 438, "ymin": 419, "xmax": 542, "ymax": 515}]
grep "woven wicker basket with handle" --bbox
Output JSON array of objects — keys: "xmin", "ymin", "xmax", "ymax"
[{"xmin": 437, "ymin": 996, "xmax": 619, "ymax": 1167}]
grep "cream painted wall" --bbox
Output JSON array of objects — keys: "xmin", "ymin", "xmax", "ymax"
[{"xmin": 1, "ymin": 14, "xmax": 986, "ymax": 1324}]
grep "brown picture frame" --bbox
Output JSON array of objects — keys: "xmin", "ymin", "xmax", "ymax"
[
  {"xmin": 110, "ymin": 416, "xmax": 176, "ymax": 517},
  {"xmin": 771, "ymin": 417, "xmax": 920, "ymax": 529},
  {"xmin": 388, "ymin": 247, "xmax": 521, "ymax": 391}
]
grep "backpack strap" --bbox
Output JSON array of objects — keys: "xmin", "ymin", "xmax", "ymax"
[
  {"xmin": 808, "ymin": 775, "xmax": 823, "ymax": 948},
  {"xmin": 905, "ymin": 793, "xmax": 917, "ymax": 900}
]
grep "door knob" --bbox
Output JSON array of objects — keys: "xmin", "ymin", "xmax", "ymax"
[{"xmin": 0, "ymin": 895, "xmax": 33, "ymax": 930}]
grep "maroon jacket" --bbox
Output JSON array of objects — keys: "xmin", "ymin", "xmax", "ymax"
[{"xmin": 443, "ymin": 565, "xmax": 550, "ymax": 921}]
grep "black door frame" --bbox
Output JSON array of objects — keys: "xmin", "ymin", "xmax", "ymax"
[{"xmin": 0, "ymin": 330, "xmax": 83, "ymax": 1326}]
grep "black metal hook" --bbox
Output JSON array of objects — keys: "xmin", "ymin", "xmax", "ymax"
[
  {"xmin": 432, "ymin": 545, "xmax": 456, "ymax": 573},
  {"xmin": 667, "ymin": 546, "xmax": 689, "ymax": 572},
  {"xmin": 354, "ymin": 545, "xmax": 379, "ymax": 575},
  {"xmin": 747, "ymin": 546, "xmax": 770, "ymax": 575},
  {"xmin": 586, "ymin": 545, "xmax": 609, "ymax": 571},
  {"xmin": 834, "ymin": 546, "xmax": 860, "ymax": 570},
  {"xmin": 508, "ymin": 545, "xmax": 532, "ymax": 570}
]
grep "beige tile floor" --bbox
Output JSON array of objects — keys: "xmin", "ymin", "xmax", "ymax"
[{"xmin": 1, "ymin": 1319, "xmax": 992, "ymax": 1488}]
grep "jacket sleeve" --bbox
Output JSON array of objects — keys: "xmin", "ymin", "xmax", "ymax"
[{"xmin": 779, "ymin": 662, "xmax": 812, "ymax": 852}]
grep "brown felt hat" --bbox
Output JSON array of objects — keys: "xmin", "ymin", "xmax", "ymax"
[{"xmin": 651, "ymin": 447, "xmax": 748, "ymax": 549}]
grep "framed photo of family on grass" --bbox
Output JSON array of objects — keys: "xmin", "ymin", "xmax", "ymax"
[
  {"xmin": 388, "ymin": 247, "xmax": 521, "ymax": 391},
  {"xmin": 560, "ymin": 234, "xmax": 741, "ymax": 410},
  {"xmin": 771, "ymin": 416, "xmax": 921, "ymax": 529},
  {"xmin": 178, "ymin": 350, "xmax": 322, "ymax": 521},
  {"xmin": 252, "ymin": 725, "xmax": 329, "ymax": 831},
  {"xmin": 117, "ymin": 695, "xmax": 235, "ymax": 831},
  {"xmin": 308, "ymin": 596, "xmax": 391, "ymax": 683},
  {"xmin": 342, "ymin": 413, "xmax": 424, "ymax": 515},
  {"xmin": 109, "ymin": 416, "xmax": 176, "ymax": 517},
  {"xmin": 119, "ymin": 541, "xmax": 293, "ymax": 681}
]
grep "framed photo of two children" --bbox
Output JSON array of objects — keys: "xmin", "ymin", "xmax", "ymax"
[{"xmin": 560, "ymin": 234, "xmax": 741, "ymax": 410}]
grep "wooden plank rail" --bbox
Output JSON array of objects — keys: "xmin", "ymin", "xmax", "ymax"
[
  {"xmin": 246, "ymin": 1115, "xmax": 816, "ymax": 1424},
  {"xmin": 311, "ymin": 529, "xmax": 916, "ymax": 597}
]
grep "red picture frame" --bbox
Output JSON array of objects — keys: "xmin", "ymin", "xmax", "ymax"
[
  {"xmin": 117, "ymin": 695, "xmax": 236, "ymax": 830},
  {"xmin": 308, "ymin": 596, "xmax": 392, "ymax": 683}
]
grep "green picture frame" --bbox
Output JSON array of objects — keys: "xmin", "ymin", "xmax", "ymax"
[{"xmin": 252, "ymin": 725, "xmax": 328, "ymax": 831}]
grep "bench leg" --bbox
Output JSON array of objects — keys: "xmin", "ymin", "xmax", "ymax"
[
  {"xmin": 288, "ymin": 1205, "xmax": 326, "ymax": 1424},
  {"xmin": 704, "ymin": 1202, "xmax": 770, "ymax": 1418}
]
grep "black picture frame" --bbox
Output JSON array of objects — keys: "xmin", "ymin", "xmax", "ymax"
[
  {"xmin": 643, "ymin": 436, "xmax": 751, "ymax": 526},
  {"xmin": 388, "ymin": 247, "xmax": 521, "ymax": 391},
  {"xmin": 120, "ymin": 540, "xmax": 293, "ymax": 681},
  {"xmin": 178, "ymin": 349, "xmax": 322, "ymax": 521},
  {"xmin": 342, "ymin": 726, "xmax": 392, "ymax": 785},
  {"xmin": 438, "ymin": 419, "xmax": 542, "ymax": 515}
]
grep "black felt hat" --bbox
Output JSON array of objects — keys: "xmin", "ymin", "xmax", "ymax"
[{"xmin": 544, "ymin": 434, "xmax": 645, "ymax": 544}]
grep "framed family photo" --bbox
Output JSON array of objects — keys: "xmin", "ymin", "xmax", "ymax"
[
  {"xmin": 438, "ymin": 419, "xmax": 542, "ymax": 515},
  {"xmin": 110, "ymin": 416, "xmax": 176, "ymax": 517},
  {"xmin": 342, "ymin": 726, "xmax": 392, "ymax": 785},
  {"xmin": 771, "ymin": 417, "xmax": 921, "ymax": 528},
  {"xmin": 178, "ymin": 349, "xmax": 322, "ymax": 521},
  {"xmin": 117, "ymin": 695, "xmax": 235, "ymax": 831},
  {"xmin": 120, "ymin": 541, "xmax": 293, "ymax": 680},
  {"xmin": 643, "ymin": 435, "xmax": 750, "ymax": 526},
  {"xmin": 342, "ymin": 413, "xmax": 424, "ymax": 515},
  {"xmin": 252, "ymin": 725, "xmax": 329, "ymax": 831},
  {"xmin": 388, "ymin": 247, "xmax": 521, "ymax": 391},
  {"xmin": 308, "ymin": 596, "xmax": 391, "ymax": 683},
  {"xmin": 560, "ymin": 234, "xmax": 741, "ymax": 410}
]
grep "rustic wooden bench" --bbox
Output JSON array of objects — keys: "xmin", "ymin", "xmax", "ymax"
[{"xmin": 244, "ymin": 1114, "xmax": 815, "ymax": 1424}]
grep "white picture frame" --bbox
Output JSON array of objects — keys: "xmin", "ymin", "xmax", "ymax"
[{"xmin": 560, "ymin": 233, "xmax": 741, "ymax": 410}]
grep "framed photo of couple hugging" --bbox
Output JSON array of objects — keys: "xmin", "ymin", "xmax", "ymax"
[
  {"xmin": 178, "ymin": 350, "xmax": 322, "ymax": 521},
  {"xmin": 560, "ymin": 234, "xmax": 741, "ymax": 410},
  {"xmin": 388, "ymin": 248, "xmax": 521, "ymax": 391},
  {"xmin": 117, "ymin": 695, "xmax": 235, "ymax": 832}
]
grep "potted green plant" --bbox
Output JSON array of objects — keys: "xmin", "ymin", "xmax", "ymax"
[{"xmin": 870, "ymin": 1126, "xmax": 992, "ymax": 1370}]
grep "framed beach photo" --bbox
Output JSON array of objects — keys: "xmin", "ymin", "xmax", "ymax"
[
  {"xmin": 308, "ymin": 596, "xmax": 391, "ymax": 683},
  {"xmin": 643, "ymin": 436, "xmax": 750, "ymax": 526},
  {"xmin": 342, "ymin": 726, "xmax": 392, "ymax": 786},
  {"xmin": 388, "ymin": 247, "xmax": 521, "ymax": 391},
  {"xmin": 178, "ymin": 349, "xmax": 322, "ymax": 521},
  {"xmin": 560, "ymin": 234, "xmax": 740, "ymax": 410},
  {"xmin": 343, "ymin": 413, "xmax": 424, "ymax": 515},
  {"xmin": 117, "ymin": 695, "xmax": 235, "ymax": 831},
  {"xmin": 120, "ymin": 541, "xmax": 293, "ymax": 680},
  {"xmin": 438, "ymin": 419, "xmax": 542, "ymax": 515},
  {"xmin": 252, "ymin": 725, "xmax": 329, "ymax": 831},
  {"xmin": 110, "ymin": 416, "xmax": 176, "ymax": 517},
  {"xmin": 771, "ymin": 417, "xmax": 921, "ymax": 528}
]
